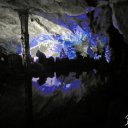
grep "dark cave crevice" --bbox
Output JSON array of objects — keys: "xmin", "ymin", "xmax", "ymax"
[{"xmin": 107, "ymin": 23, "xmax": 128, "ymax": 69}]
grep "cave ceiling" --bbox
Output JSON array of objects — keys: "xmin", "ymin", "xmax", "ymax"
[{"xmin": 0, "ymin": 0, "xmax": 128, "ymax": 59}]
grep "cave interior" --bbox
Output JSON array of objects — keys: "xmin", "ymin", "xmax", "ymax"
[{"xmin": 0, "ymin": 0, "xmax": 128, "ymax": 128}]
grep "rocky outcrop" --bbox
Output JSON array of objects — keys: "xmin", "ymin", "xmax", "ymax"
[
  {"xmin": 0, "ymin": 0, "xmax": 128, "ymax": 54},
  {"xmin": 111, "ymin": 1, "xmax": 128, "ymax": 44},
  {"xmin": 0, "ymin": 0, "xmax": 87, "ymax": 15}
]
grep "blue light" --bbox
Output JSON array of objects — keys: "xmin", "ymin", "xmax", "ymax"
[
  {"xmin": 100, "ymin": 35, "xmax": 108, "ymax": 45},
  {"xmin": 75, "ymin": 13, "xmax": 88, "ymax": 20},
  {"xmin": 64, "ymin": 41, "xmax": 73, "ymax": 48},
  {"xmin": 90, "ymin": 34, "xmax": 98, "ymax": 48},
  {"xmin": 60, "ymin": 48, "xmax": 67, "ymax": 59},
  {"xmin": 87, "ymin": 47, "xmax": 94, "ymax": 58},
  {"xmin": 85, "ymin": 7, "xmax": 95, "ymax": 13},
  {"xmin": 29, "ymin": 12, "xmax": 112, "ymax": 96},
  {"xmin": 105, "ymin": 45, "xmax": 111, "ymax": 63},
  {"xmin": 17, "ymin": 43, "xmax": 22, "ymax": 54},
  {"xmin": 94, "ymin": 53, "xmax": 101, "ymax": 60},
  {"xmin": 67, "ymin": 49, "xmax": 77, "ymax": 59},
  {"xmin": 32, "ymin": 74, "xmax": 81, "ymax": 95},
  {"xmin": 94, "ymin": 8, "xmax": 101, "ymax": 19},
  {"xmin": 28, "ymin": 13, "xmax": 110, "ymax": 62}
]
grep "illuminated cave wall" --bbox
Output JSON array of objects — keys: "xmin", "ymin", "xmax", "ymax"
[
  {"xmin": 29, "ymin": 11, "xmax": 110, "ymax": 62},
  {"xmin": 1, "ymin": 0, "xmax": 128, "ymax": 63},
  {"xmin": 0, "ymin": 1, "xmax": 113, "ymax": 63}
]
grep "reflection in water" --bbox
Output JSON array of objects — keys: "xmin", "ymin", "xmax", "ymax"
[
  {"xmin": 32, "ymin": 69, "xmax": 109, "ymax": 121},
  {"xmin": 1, "ymin": 66, "xmax": 128, "ymax": 128},
  {"xmin": 32, "ymin": 72, "xmax": 83, "ymax": 100}
]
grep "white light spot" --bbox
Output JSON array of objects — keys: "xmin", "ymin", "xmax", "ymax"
[
  {"xmin": 1, "ymin": 57, "xmax": 4, "ymax": 61},
  {"xmin": 32, "ymin": 77, "xmax": 39, "ymax": 82},
  {"xmin": 66, "ymin": 84, "xmax": 71, "ymax": 88},
  {"xmin": 34, "ymin": 57, "xmax": 39, "ymax": 62}
]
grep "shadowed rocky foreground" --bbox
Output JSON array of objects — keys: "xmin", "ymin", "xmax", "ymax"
[{"xmin": 0, "ymin": 65, "xmax": 128, "ymax": 128}]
